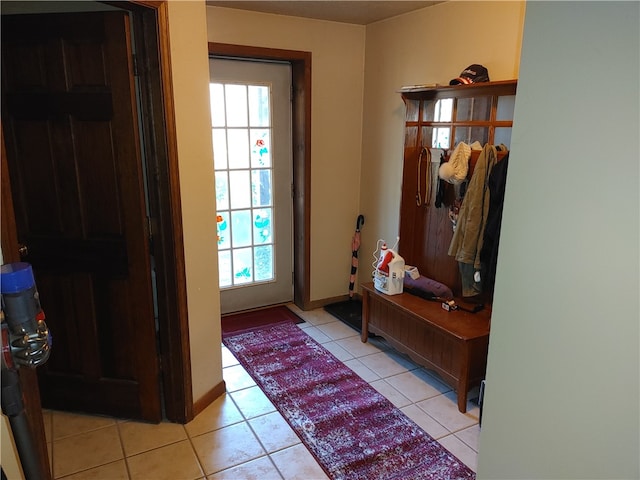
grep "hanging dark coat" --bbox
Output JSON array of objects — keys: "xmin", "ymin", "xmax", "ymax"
[{"xmin": 480, "ymin": 152, "xmax": 510, "ymax": 290}]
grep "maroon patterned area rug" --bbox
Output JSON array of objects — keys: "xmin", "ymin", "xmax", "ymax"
[
  {"xmin": 221, "ymin": 305, "xmax": 304, "ymax": 337},
  {"xmin": 222, "ymin": 321, "xmax": 475, "ymax": 480}
]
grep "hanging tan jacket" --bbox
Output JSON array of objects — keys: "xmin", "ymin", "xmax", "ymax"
[{"xmin": 448, "ymin": 143, "xmax": 497, "ymax": 269}]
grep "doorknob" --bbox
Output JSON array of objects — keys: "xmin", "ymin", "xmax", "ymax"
[{"xmin": 18, "ymin": 244, "xmax": 28, "ymax": 257}]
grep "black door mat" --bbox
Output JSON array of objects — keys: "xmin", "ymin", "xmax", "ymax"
[{"xmin": 324, "ymin": 299, "xmax": 374, "ymax": 336}]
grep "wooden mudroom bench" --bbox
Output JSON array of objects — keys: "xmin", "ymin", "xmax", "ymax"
[{"xmin": 360, "ymin": 282, "xmax": 490, "ymax": 413}]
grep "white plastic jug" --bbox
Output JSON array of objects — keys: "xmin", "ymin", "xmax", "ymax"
[{"xmin": 374, "ymin": 247, "xmax": 405, "ymax": 295}]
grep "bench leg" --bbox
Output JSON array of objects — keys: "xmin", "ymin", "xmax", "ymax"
[
  {"xmin": 457, "ymin": 345, "xmax": 470, "ymax": 413},
  {"xmin": 361, "ymin": 289, "xmax": 370, "ymax": 343},
  {"xmin": 457, "ymin": 388, "xmax": 468, "ymax": 413}
]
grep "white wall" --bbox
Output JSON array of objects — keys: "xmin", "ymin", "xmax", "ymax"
[
  {"xmin": 206, "ymin": 7, "xmax": 366, "ymax": 302},
  {"xmin": 1, "ymin": 408, "xmax": 23, "ymax": 479},
  {"xmin": 478, "ymin": 2, "xmax": 640, "ymax": 478},
  {"xmin": 167, "ymin": 1, "xmax": 222, "ymax": 403},
  {"xmin": 359, "ymin": 1, "xmax": 525, "ymax": 286}
]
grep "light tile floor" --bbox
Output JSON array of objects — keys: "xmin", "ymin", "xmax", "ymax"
[{"xmin": 43, "ymin": 305, "xmax": 480, "ymax": 479}]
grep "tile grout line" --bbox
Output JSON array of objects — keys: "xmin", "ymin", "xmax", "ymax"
[
  {"xmin": 47, "ymin": 314, "xmax": 478, "ymax": 477},
  {"xmin": 225, "ymin": 344, "xmax": 333, "ymax": 479},
  {"xmin": 313, "ymin": 319, "xmax": 481, "ymax": 464},
  {"xmin": 183, "ymin": 422, "xmax": 212, "ymax": 479},
  {"xmin": 114, "ymin": 421, "xmax": 133, "ymax": 480},
  {"xmin": 224, "ymin": 318, "xmax": 478, "ymax": 472},
  {"xmin": 220, "ymin": 361, "xmax": 290, "ymax": 479}
]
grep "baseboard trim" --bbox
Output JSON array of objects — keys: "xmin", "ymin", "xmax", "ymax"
[
  {"xmin": 192, "ymin": 380, "xmax": 226, "ymax": 418},
  {"xmin": 304, "ymin": 292, "xmax": 362, "ymax": 311}
]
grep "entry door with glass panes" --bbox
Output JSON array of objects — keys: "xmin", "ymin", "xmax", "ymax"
[{"xmin": 210, "ymin": 58, "xmax": 293, "ymax": 314}]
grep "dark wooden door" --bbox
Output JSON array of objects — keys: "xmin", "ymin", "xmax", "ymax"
[{"xmin": 1, "ymin": 11, "xmax": 162, "ymax": 422}]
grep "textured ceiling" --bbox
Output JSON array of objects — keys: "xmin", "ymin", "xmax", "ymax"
[{"xmin": 205, "ymin": 1, "xmax": 442, "ymax": 25}]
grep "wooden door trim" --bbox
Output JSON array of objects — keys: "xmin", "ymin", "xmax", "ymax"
[
  {"xmin": 208, "ymin": 42, "xmax": 312, "ymax": 310},
  {"xmin": 99, "ymin": 0, "xmax": 192, "ymax": 422},
  {"xmin": 118, "ymin": 0, "xmax": 193, "ymax": 422}
]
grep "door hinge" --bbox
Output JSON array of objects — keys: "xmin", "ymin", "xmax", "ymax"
[
  {"xmin": 147, "ymin": 216, "xmax": 154, "ymax": 252},
  {"xmin": 132, "ymin": 54, "xmax": 139, "ymax": 77},
  {"xmin": 291, "ymin": 183, "xmax": 295, "ymax": 198}
]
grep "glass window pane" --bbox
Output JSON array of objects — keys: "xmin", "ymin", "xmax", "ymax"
[
  {"xmin": 456, "ymin": 98, "xmax": 473, "ymax": 122},
  {"xmin": 249, "ymin": 85, "xmax": 270, "ymax": 127},
  {"xmin": 227, "ymin": 129, "xmax": 249, "ymax": 169},
  {"xmin": 405, "ymin": 126, "xmax": 418, "ymax": 147},
  {"xmin": 233, "ymin": 247, "xmax": 253, "ymax": 284},
  {"xmin": 472, "ymin": 127, "xmax": 489, "ymax": 146},
  {"xmin": 421, "ymin": 100, "xmax": 435, "ymax": 122},
  {"xmin": 495, "ymin": 127, "xmax": 512, "ymax": 148},
  {"xmin": 210, "ymin": 83, "xmax": 225, "ymax": 127},
  {"xmin": 216, "ymin": 211, "xmax": 230, "ymax": 249},
  {"xmin": 405, "ymin": 99, "xmax": 419, "ymax": 122},
  {"xmin": 420, "ymin": 126, "xmax": 433, "ymax": 148},
  {"xmin": 229, "ymin": 170, "xmax": 251, "ymax": 209},
  {"xmin": 454, "ymin": 127, "xmax": 469, "ymax": 146},
  {"xmin": 254, "ymin": 245, "xmax": 273, "ymax": 281},
  {"xmin": 497, "ymin": 95, "xmax": 516, "ymax": 121},
  {"xmin": 454, "ymin": 127, "xmax": 488, "ymax": 146},
  {"xmin": 210, "ymin": 78, "xmax": 281, "ymax": 291},
  {"xmin": 212, "ymin": 128, "xmax": 228, "ymax": 170},
  {"xmin": 253, "ymin": 208, "xmax": 272, "ymax": 245},
  {"xmin": 218, "ymin": 250, "xmax": 232, "ymax": 288},
  {"xmin": 456, "ymin": 97, "xmax": 491, "ymax": 121},
  {"xmin": 252, "ymin": 169, "xmax": 272, "ymax": 207},
  {"xmin": 434, "ymin": 98, "xmax": 453, "ymax": 122},
  {"xmin": 432, "ymin": 127, "xmax": 450, "ymax": 149},
  {"xmin": 250, "ymin": 129, "xmax": 271, "ymax": 168},
  {"xmin": 225, "ymin": 84, "xmax": 248, "ymax": 127},
  {"xmin": 215, "ymin": 171, "xmax": 229, "ymax": 210},
  {"xmin": 231, "ymin": 209, "xmax": 252, "ymax": 248}
]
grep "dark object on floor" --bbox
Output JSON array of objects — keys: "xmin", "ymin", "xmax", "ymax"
[
  {"xmin": 221, "ymin": 305, "xmax": 304, "ymax": 337},
  {"xmin": 324, "ymin": 299, "xmax": 364, "ymax": 333}
]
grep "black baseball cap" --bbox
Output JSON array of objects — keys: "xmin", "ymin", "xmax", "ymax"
[{"xmin": 449, "ymin": 64, "xmax": 490, "ymax": 85}]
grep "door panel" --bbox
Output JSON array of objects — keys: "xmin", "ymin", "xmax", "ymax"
[
  {"xmin": 210, "ymin": 59, "xmax": 293, "ymax": 314},
  {"xmin": 1, "ymin": 12, "xmax": 161, "ymax": 421}
]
